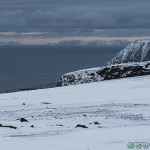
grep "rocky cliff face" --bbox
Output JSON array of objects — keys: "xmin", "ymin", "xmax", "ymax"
[
  {"xmin": 106, "ymin": 40, "xmax": 150, "ymax": 66},
  {"xmin": 57, "ymin": 61, "xmax": 150, "ymax": 86}
]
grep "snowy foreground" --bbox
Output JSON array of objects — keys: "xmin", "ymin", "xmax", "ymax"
[{"xmin": 1, "ymin": 76, "xmax": 150, "ymax": 150}]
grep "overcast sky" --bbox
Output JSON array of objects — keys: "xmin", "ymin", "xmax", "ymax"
[{"xmin": 1, "ymin": 0, "xmax": 150, "ymax": 44}]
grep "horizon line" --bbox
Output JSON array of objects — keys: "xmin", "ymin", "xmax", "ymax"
[{"xmin": 0, "ymin": 36, "xmax": 150, "ymax": 45}]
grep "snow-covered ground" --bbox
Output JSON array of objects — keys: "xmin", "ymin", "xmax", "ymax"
[{"xmin": 1, "ymin": 75, "xmax": 150, "ymax": 150}]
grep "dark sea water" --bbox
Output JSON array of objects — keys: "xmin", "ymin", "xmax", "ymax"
[{"xmin": 0, "ymin": 45, "xmax": 124, "ymax": 91}]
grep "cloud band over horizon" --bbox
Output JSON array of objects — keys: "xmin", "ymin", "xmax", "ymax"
[{"xmin": 0, "ymin": 0, "xmax": 150, "ymax": 44}]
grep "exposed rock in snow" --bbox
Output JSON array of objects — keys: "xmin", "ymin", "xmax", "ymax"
[
  {"xmin": 106, "ymin": 40, "xmax": 150, "ymax": 65},
  {"xmin": 0, "ymin": 124, "xmax": 17, "ymax": 129},
  {"xmin": 19, "ymin": 118, "xmax": 29, "ymax": 122},
  {"xmin": 57, "ymin": 61, "xmax": 150, "ymax": 86},
  {"xmin": 75, "ymin": 124, "xmax": 88, "ymax": 128}
]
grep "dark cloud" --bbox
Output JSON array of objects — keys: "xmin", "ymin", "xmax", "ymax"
[{"xmin": 0, "ymin": 0, "xmax": 150, "ymax": 37}]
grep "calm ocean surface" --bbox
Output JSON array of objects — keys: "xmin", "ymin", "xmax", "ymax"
[{"xmin": 0, "ymin": 45, "xmax": 124, "ymax": 91}]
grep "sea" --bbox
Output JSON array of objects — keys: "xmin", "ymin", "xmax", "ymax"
[{"xmin": 0, "ymin": 45, "xmax": 124, "ymax": 91}]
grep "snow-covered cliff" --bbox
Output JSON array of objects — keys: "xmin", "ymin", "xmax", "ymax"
[
  {"xmin": 106, "ymin": 40, "xmax": 150, "ymax": 66},
  {"xmin": 57, "ymin": 61, "xmax": 150, "ymax": 86}
]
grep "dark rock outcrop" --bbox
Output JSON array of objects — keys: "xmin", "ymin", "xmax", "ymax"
[{"xmin": 58, "ymin": 61, "xmax": 150, "ymax": 86}]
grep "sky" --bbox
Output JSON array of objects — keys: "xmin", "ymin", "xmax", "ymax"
[{"xmin": 1, "ymin": 0, "xmax": 150, "ymax": 44}]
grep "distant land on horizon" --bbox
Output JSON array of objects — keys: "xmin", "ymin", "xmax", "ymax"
[{"xmin": 0, "ymin": 40, "xmax": 131, "ymax": 47}]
